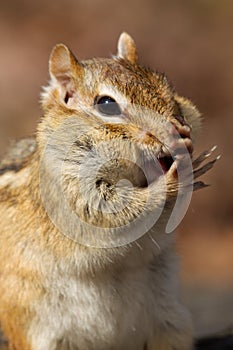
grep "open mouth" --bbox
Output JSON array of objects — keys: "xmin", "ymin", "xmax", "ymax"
[
  {"xmin": 95, "ymin": 123, "xmax": 193, "ymax": 191},
  {"xmin": 139, "ymin": 153, "xmax": 174, "ymax": 188},
  {"xmin": 94, "ymin": 153, "xmax": 175, "ymax": 192},
  {"xmin": 136, "ymin": 122, "xmax": 194, "ymax": 188},
  {"xmin": 158, "ymin": 155, "xmax": 174, "ymax": 173}
]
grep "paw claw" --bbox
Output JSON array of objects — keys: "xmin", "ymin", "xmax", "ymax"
[
  {"xmin": 193, "ymin": 146, "xmax": 219, "ymax": 169},
  {"xmin": 193, "ymin": 181, "xmax": 210, "ymax": 191},
  {"xmin": 192, "ymin": 145, "xmax": 220, "ymax": 186}
]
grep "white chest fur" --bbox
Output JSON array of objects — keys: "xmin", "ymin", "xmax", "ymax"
[
  {"xmin": 30, "ymin": 271, "xmax": 152, "ymax": 349},
  {"xmin": 28, "ymin": 246, "xmax": 191, "ymax": 350}
]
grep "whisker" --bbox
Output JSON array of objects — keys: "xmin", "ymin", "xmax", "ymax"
[
  {"xmin": 148, "ymin": 233, "xmax": 161, "ymax": 252},
  {"xmin": 135, "ymin": 241, "xmax": 143, "ymax": 251}
]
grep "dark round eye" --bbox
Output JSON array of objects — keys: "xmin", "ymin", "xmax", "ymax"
[{"xmin": 95, "ymin": 96, "xmax": 121, "ymax": 116}]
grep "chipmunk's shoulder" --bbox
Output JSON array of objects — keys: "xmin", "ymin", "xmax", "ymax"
[
  {"xmin": 0, "ymin": 137, "xmax": 37, "ymax": 193},
  {"xmin": 0, "ymin": 137, "xmax": 37, "ymax": 175}
]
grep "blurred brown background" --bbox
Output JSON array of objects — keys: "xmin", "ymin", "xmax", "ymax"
[{"xmin": 0, "ymin": 0, "xmax": 232, "ymax": 338}]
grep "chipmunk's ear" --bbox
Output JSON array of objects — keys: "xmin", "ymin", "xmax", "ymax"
[
  {"xmin": 117, "ymin": 32, "xmax": 138, "ymax": 64},
  {"xmin": 175, "ymin": 95, "xmax": 202, "ymax": 142},
  {"xmin": 49, "ymin": 44, "xmax": 84, "ymax": 87}
]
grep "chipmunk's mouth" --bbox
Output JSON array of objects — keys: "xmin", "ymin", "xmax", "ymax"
[
  {"xmin": 94, "ymin": 153, "xmax": 174, "ymax": 192},
  {"xmin": 132, "ymin": 122, "xmax": 193, "ymax": 188},
  {"xmin": 138, "ymin": 153, "xmax": 174, "ymax": 188},
  {"xmin": 158, "ymin": 155, "xmax": 174, "ymax": 173}
]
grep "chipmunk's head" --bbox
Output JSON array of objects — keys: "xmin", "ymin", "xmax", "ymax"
[
  {"xmin": 41, "ymin": 32, "xmax": 202, "ymax": 141},
  {"xmin": 38, "ymin": 33, "xmax": 217, "ymax": 248}
]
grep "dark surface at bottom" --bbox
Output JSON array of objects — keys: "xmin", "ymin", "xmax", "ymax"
[
  {"xmin": 1, "ymin": 330, "xmax": 233, "ymax": 349},
  {"xmin": 195, "ymin": 335, "xmax": 233, "ymax": 350}
]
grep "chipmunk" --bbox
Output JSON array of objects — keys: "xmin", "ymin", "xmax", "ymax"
[{"xmin": 0, "ymin": 32, "xmax": 218, "ymax": 350}]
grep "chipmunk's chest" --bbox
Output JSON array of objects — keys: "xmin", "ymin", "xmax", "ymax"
[{"xmin": 31, "ymin": 267, "xmax": 158, "ymax": 350}]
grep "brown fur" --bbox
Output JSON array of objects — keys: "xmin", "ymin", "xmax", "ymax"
[{"xmin": 0, "ymin": 33, "xmax": 217, "ymax": 350}]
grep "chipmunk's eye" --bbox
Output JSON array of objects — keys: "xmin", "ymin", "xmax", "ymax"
[{"xmin": 95, "ymin": 96, "xmax": 121, "ymax": 116}]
